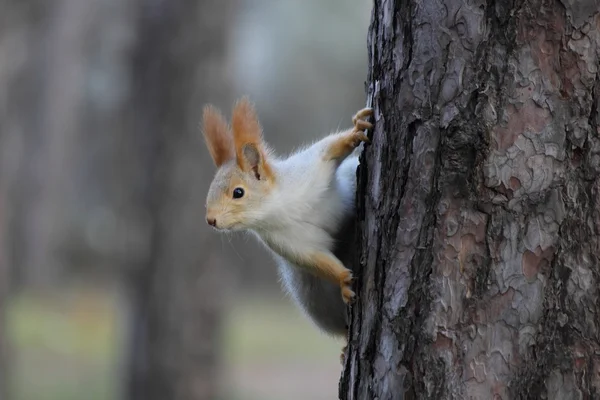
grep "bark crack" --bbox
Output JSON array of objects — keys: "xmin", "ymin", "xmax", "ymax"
[
  {"xmin": 408, "ymin": 130, "xmax": 445, "ymax": 397},
  {"xmin": 509, "ymin": 252, "xmax": 564, "ymax": 399},
  {"xmin": 588, "ymin": 73, "xmax": 599, "ymax": 138}
]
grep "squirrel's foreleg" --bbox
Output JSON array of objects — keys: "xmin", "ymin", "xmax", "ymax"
[{"xmin": 323, "ymin": 107, "xmax": 373, "ymax": 162}]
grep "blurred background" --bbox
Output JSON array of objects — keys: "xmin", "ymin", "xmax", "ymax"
[{"xmin": 0, "ymin": 1, "xmax": 370, "ymax": 399}]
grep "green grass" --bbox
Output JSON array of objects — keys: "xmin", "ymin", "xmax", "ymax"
[
  {"xmin": 223, "ymin": 294, "xmax": 341, "ymax": 363},
  {"xmin": 5, "ymin": 287, "xmax": 341, "ymax": 400},
  {"xmin": 222, "ymin": 295, "xmax": 342, "ymax": 400},
  {"xmin": 7, "ymin": 287, "xmax": 119, "ymax": 400}
]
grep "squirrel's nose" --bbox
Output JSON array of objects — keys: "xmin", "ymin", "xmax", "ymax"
[{"xmin": 206, "ymin": 217, "xmax": 217, "ymax": 227}]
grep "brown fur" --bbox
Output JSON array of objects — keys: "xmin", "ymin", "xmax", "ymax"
[
  {"xmin": 324, "ymin": 129, "xmax": 369, "ymax": 161},
  {"xmin": 301, "ymin": 252, "xmax": 355, "ymax": 304},
  {"xmin": 231, "ymin": 97, "xmax": 275, "ymax": 180},
  {"xmin": 202, "ymin": 105, "xmax": 234, "ymax": 166},
  {"xmin": 323, "ymin": 107, "xmax": 373, "ymax": 161}
]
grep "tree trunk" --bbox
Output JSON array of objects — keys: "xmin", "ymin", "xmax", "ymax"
[
  {"xmin": 342, "ymin": 1, "xmax": 600, "ymax": 399},
  {"xmin": 126, "ymin": 1, "xmax": 234, "ymax": 399}
]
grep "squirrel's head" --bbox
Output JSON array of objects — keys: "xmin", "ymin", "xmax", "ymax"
[{"xmin": 202, "ymin": 97, "xmax": 275, "ymax": 231}]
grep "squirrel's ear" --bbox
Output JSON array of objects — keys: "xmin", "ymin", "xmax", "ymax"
[
  {"xmin": 202, "ymin": 105, "xmax": 234, "ymax": 167},
  {"xmin": 232, "ymin": 97, "xmax": 274, "ymax": 180},
  {"xmin": 241, "ymin": 143, "xmax": 263, "ymax": 180}
]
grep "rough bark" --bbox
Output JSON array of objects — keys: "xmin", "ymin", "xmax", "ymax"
[
  {"xmin": 342, "ymin": 1, "xmax": 600, "ymax": 399},
  {"xmin": 126, "ymin": 1, "xmax": 234, "ymax": 399}
]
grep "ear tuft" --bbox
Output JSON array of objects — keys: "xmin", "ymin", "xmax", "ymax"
[
  {"xmin": 202, "ymin": 105, "xmax": 234, "ymax": 167},
  {"xmin": 231, "ymin": 96, "xmax": 275, "ymax": 181},
  {"xmin": 231, "ymin": 96, "xmax": 263, "ymax": 164}
]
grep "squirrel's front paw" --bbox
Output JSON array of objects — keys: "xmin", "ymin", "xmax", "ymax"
[
  {"xmin": 350, "ymin": 130, "xmax": 370, "ymax": 147},
  {"xmin": 340, "ymin": 270, "xmax": 355, "ymax": 304},
  {"xmin": 352, "ymin": 107, "xmax": 373, "ymax": 132}
]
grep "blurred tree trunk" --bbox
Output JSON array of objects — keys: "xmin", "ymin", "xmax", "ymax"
[
  {"xmin": 0, "ymin": 0, "xmax": 90, "ymax": 289},
  {"xmin": 0, "ymin": 5, "xmax": 12, "ymax": 398},
  {"xmin": 342, "ymin": 1, "xmax": 600, "ymax": 399},
  {"xmin": 0, "ymin": 2, "xmax": 50, "ymax": 397},
  {"xmin": 126, "ymin": 1, "xmax": 234, "ymax": 399}
]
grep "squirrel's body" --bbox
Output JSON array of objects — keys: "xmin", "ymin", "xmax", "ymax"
[
  {"xmin": 259, "ymin": 151, "xmax": 360, "ymax": 335},
  {"xmin": 202, "ymin": 97, "xmax": 372, "ymax": 357}
]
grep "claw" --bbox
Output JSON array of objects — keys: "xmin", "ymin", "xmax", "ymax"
[
  {"xmin": 340, "ymin": 344, "xmax": 348, "ymax": 365},
  {"xmin": 352, "ymin": 107, "xmax": 374, "ymax": 146},
  {"xmin": 342, "ymin": 286, "xmax": 355, "ymax": 304},
  {"xmin": 352, "ymin": 131, "xmax": 370, "ymax": 147},
  {"xmin": 354, "ymin": 120, "xmax": 373, "ymax": 131}
]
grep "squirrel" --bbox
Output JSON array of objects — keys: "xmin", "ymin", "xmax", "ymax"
[{"xmin": 202, "ymin": 96, "xmax": 372, "ymax": 362}]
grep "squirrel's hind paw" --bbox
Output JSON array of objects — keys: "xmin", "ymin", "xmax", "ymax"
[
  {"xmin": 340, "ymin": 271, "xmax": 356, "ymax": 304},
  {"xmin": 340, "ymin": 343, "xmax": 348, "ymax": 365}
]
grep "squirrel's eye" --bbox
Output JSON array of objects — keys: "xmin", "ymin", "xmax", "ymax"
[{"xmin": 232, "ymin": 187, "xmax": 245, "ymax": 199}]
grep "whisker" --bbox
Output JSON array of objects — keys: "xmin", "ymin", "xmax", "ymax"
[{"xmin": 226, "ymin": 232, "xmax": 244, "ymax": 261}]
